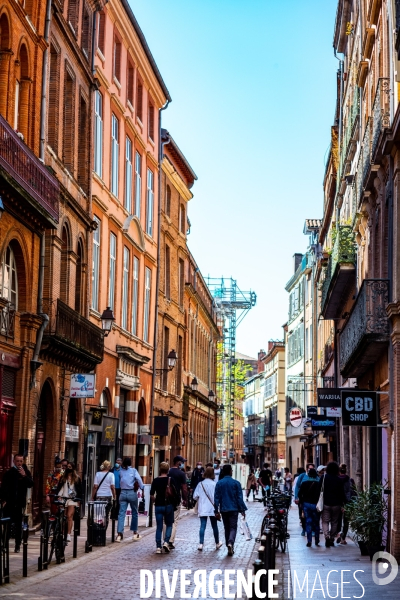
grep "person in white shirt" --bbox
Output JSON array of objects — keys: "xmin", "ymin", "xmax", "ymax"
[
  {"xmin": 116, "ymin": 457, "xmax": 144, "ymax": 542},
  {"xmin": 92, "ymin": 460, "xmax": 116, "ymax": 501},
  {"xmin": 213, "ymin": 459, "xmax": 221, "ymax": 482},
  {"xmin": 193, "ymin": 466, "xmax": 223, "ymax": 551}
]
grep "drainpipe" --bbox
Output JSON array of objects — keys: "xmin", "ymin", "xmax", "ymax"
[
  {"xmin": 30, "ymin": 232, "xmax": 49, "ymax": 388},
  {"xmin": 149, "ymin": 101, "xmax": 171, "ymax": 437},
  {"xmin": 39, "ymin": 0, "xmax": 52, "ymax": 160}
]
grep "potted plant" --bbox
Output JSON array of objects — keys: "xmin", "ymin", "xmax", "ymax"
[{"xmin": 345, "ymin": 482, "xmax": 388, "ymax": 559}]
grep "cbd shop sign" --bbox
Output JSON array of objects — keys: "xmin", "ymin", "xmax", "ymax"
[{"xmin": 341, "ymin": 391, "xmax": 378, "ymax": 426}]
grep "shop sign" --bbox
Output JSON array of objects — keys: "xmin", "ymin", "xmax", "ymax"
[
  {"xmin": 307, "ymin": 406, "xmax": 318, "ymax": 418},
  {"xmin": 317, "ymin": 388, "xmax": 341, "ymax": 407},
  {"xmin": 70, "ymin": 374, "xmax": 95, "ymax": 398},
  {"xmin": 101, "ymin": 417, "xmax": 118, "ymax": 446},
  {"xmin": 341, "ymin": 391, "xmax": 378, "ymax": 426},
  {"xmin": 310, "ymin": 415, "xmax": 336, "ymax": 430},
  {"xmin": 289, "ymin": 408, "xmax": 303, "ymax": 428},
  {"xmin": 326, "ymin": 406, "xmax": 342, "ymax": 418},
  {"xmin": 65, "ymin": 424, "xmax": 79, "ymax": 442}
]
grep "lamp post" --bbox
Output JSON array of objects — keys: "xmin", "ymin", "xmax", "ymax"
[
  {"xmin": 100, "ymin": 307, "xmax": 115, "ymax": 336},
  {"xmin": 155, "ymin": 349, "xmax": 178, "ymax": 374},
  {"xmin": 191, "ymin": 377, "xmax": 198, "ymax": 392}
]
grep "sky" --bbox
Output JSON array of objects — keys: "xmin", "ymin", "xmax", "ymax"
[{"xmin": 131, "ymin": 0, "xmax": 338, "ymax": 358}]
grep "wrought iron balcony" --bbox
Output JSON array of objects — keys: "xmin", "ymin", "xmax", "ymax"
[
  {"xmin": 337, "ymin": 87, "xmax": 360, "ymax": 192},
  {"xmin": 0, "ymin": 300, "xmax": 15, "ymax": 338},
  {"xmin": 0, "ymin": 114, "xmax": 59, "ymax": 223},
  {"xmin": 321, "ymin": 226, "xmax": 356, "ymax": 319},
  {"xmin": 354, "ymin": 118, "xmax": 372, "ymax": 209},
  {"xmin": 371, "ymin": 78, "xmax": 390, "ymax": 158},
  {"xmin": 339, "ymin": 279, "xmax": 389, "ymax": 377},
  {"xmin": 41, "ymin": 299, "xmax": 104, "ymax": 372}
]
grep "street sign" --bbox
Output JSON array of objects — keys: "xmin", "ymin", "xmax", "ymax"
[
  {"xmin": 326, "ymin": 406, "xmax": 342, "ymax": 417},
  {"xmin": 317, "ymin": 388, "xmax": 341, "ymax": 407},
  {"xmin": 70, "ymin": 373, "xmax": 95, "ymax": 398},
  {"xmin": 289, "ymin": 408, "xmax": 303, "ymax": 428},
  {"xmin": 310, "ymin": 415, "xmax": 336, "ymax": 430},
  {"xmin": 341, "ymin": 391, "xmax": 378, "ymax": 426},
  {"xmin": 307, "ymin": 406, "xmax": 318, "ymax": 418}
]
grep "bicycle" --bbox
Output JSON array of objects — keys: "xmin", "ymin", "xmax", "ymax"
[{"xmin": 47, "ymin": 498, "xmax": 68, "ymax": 565}]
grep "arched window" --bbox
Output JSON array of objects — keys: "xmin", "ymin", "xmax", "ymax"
[
  {"xmin": 0, "ymin": 245, "xmax": 18, "ymax": 308},
  {"xmin": 14, "ymin": 43, "xmax": 30, "ymax": 141}
]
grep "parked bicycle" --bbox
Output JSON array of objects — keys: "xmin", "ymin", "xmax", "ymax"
[
  {"xmin": 260, "ymin": 491, "xmax": 291, "ymax": 553},
  {"xmin": 47, "ymin": 496, "xmax": 81, "ymax": 565}
]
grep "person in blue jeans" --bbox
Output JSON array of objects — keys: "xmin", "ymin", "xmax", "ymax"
[
  {"xmin": 193, "ymin": 466, "xmax": 223, "ymax": 551},
  {"xmin": 150, "ymin": 462, "xmax": 175, "ymax": 554},
  {"xmin": 298, "ymin": 468, "xmax": 321, "ymax": 547},
  {"xmin": 116, "ymin": 457, "xmax": 144, "ymax": 542},
  {"xmin": 214, "ymin": 464, "xmax": 247, "ymax": 556}
]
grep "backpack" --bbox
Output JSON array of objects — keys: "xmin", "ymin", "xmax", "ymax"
[{"xmin": 165, "ymin": 477, "xmax": 180, "ymax": 508}]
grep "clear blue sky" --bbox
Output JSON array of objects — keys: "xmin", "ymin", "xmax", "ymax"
[{"xmin": 131, "ymin": 0, "xmax": 338, "ymax": 357}]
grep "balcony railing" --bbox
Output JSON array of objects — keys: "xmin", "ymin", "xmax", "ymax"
[
  {"xmin": 354, "ymin": 118, "xmax": 372, "ymax": 210},
  {"xmin": 339, "ymin": 279, "xmax": 389, "ymax": 377},
  {"xmin": 321, "ymin": 226, "xmax": 356, "ymax": 318},
  {"xmin": 371, "ymin": 78, "xmax": 390, "ymax": 158},
  {"xmin": 0, "ymin": 300, "xmax": 15, "ymax": 338},
  {"xmin": 337, "ymin": 86, "xmax": 360, "ymax": 191},
  {"xmin": 42, "ymin": 299, "xmax": 104, "ymax": 371},
  {"xmin": 0, "ymin": 114, "xmax": 59, "ymax": 222}
]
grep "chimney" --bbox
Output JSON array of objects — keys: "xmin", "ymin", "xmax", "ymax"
[{"xmin": 293, "ymin": 253, "xmax": 302, "ymax": 273}]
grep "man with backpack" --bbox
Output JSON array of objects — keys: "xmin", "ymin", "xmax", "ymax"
[{"xmin": 163, "ymin": 455, "xmax": 188, "ymax": 549}]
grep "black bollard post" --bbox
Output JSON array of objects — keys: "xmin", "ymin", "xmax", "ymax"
[
  {"xmin": 73, "ymin": 507, "xmax": 79, "ymax": 558},
  {"xmin": 43, "ymin": 511, "xmax": 49, "ymax": 570},
  {"xmin": 252, "ymin": 559, "xmax": 264, "ymax": 600},
  {"xmin": 85, "ymin": 502, "xmax": 93, "ymax": 553},
  {"xmin": 269, "ymin": 524, "xmax": 277, "ymax": 570},
  {"xmin": 148, "ymin": 497, "xmax": 153, "ymax": 528},
  {"xmin": 22, "ymin": 515, "xmax": 29, "ymax": 577},
  {"xmin": 0, "ymin": 517, "xmax": 10, "ymax": 585}
]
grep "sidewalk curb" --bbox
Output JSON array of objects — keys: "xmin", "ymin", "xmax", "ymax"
[{"xmin": 4, "ymin": 509, "xmax": 194, "ymax": 590}]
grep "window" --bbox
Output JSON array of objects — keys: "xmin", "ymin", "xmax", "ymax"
[
  {"xmin": 165, "ymin": 244, "xmax": 170, "ymax": 299},
  {"xmin": 111, "ymin": 114, "xmax": 119, "ymax": 197},
  {"xmin": 136, "ymin": 78, "xmax": 143, "ymax": 121},
  {"xmin": 148, "ymin": 100, "xmax": 154, "ymax": 141},
  {"xmin": 162, "ymin": 326, "xmax": 169, "ymax": 390},
  {"xmin": 68, "ymin": 0, "xmax": 79, "ymax": 35},
  {"xmin": 143, "ymin": 267, "xmax": 151, "ymax": 342},
  {"xmin": 127, "ymin": 61, "xmax": 134, "ymax": 107},
  {"xmin": 92, "ymin": 216, "xmax": 100, "ymax": 311},
  {"xmin": 98, "ymin": 12, "xmax": 105, "ymax": 55},
  {"xmin": 48, "ymin": 45, "xmax": 60, "ymax": 154},
  {"xmin": 78, "ymin": 95, "xmax": 88, "ymax": 194},
  {"xmin": 146, "ymin": 169, "xmax": 154, "ymax": 236},
  {"xmin": 113, "ymin": 35, "xmax": 121, "ymax": 82},
  {"xmin": 176, "ymin": 335, "xmax": 183, "ymax": 395},
  {"xmin": 134, "ymin": 152, "xmax": 141, "ymax": 217},
  {"xmin": 0, "ymin": 246, "xmax": 18, "ymax": 308},
  {"xmin": 132, "ymin": 256, "xmax": 139, "ymax": 335},
  {"xmin": 180, "ymin": 203, "xmax": 186, "ymax": 234},
  {"xmin": 122, "ymin": 247, "xmax": 129, "ymax": 329},
  {"xmin": 264, "ymin": 373, "xmax": 276, "ymax": 399},
  {"xmin": 81, "ymin": 6, "xmax": 90, "ymax": 58},
  {"xmin": 178, "ymin": 258, "xmax": 184, "ymax": 306},
  {"xmin": 63, "ymin": 67, "xmax": 75, "ymax": 175},
  {"xmin": 166, "ymin": 184, "xmax": 171, "ymax": 217},
  {"xmin": 125, "ymin": 137, "xmax": 133, "ymax": 212},
  {"xmin": 94, "ymin": 90, "xmax": 103, "ymax": 177},
  {"xmin": 108, "ymin": 232, "xmax": 116, "ymax": 310}
]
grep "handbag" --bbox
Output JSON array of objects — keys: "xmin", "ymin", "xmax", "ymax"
[
  {"xmin": 94, "ymin": 472, "xmax": 110, "ymax": 500},
  {"xmin": 316, "ymin": 475, "xmax": 325, "ymax": 512}
]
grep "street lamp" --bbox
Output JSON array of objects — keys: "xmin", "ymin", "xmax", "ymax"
[
  {"xmin": 208, "ymin": 389, "xmax": 215, "ymax": 402},
  {"xmin": 100, "ymin": 307, "xmax": 115, "ymax": 336},
  {"xmin": 155, "ymin": 349, "xmax": 178, "ymax": 374},
  {"xmin": 191, "ymin": 377, "xmax": 198, "ymax": 392}
]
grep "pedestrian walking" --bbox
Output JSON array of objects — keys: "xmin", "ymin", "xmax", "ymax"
[
  {"xmin": 320, "ymin": 461, "xmax": 346, "ymax": 547},
  {"xmin": 317, "ymin": 465, "xmax": 326, "ymax": 477},
  {"xmin": 111, "ymin": 458, "xmax": 122, "ymax": 514},
  {"xmin": 150, "ymin": 462, "xmax": 176, "ymax": 554},
  {"xmin": 91, "ymin": 460, "xmax": 116, "ymax": 530},
  {"xmin": 214, "ymin": 464, "xmax": 247, "ymax": 556},
  {"xmin": 193, "ymin": 466, "xmax": 223, "ymax": 551},
  {"xmin": 116, "ymin": 457, "xmax": 144, "ymax": 543},
  {"xmin": 0, "ymin": 453, "xmax": 33, "ymax": 552},
  {"xmin": 190, "ymin": 462, "xmax": 205, "ymax": 492},
  {"xmin": 46, "ymin": 457, "xmax": 68, "ymax": 513},
  {"xmin": 258, "ymin": 462, "xmax": 273, "ymax": 503},
  {"xmin": 298, "ymin": 468, "xmax": 321, "ymax": 547},
  {"xmin": 336, "ymin": 463, "xmax": 356, "ymax": 545},
  {"xmin": 213, "ymin": 459, "xmax": 221, "ymax": 482},
  {"xmin": 217, "ymin": 464, "xmax": 231, "ymax": 482},
  {"xmin": 284, "ymin": 467, "xmax": 293, "ymax": 494},
  {"xmin": 245, "ymin": 469, "xmax": 257, "ymax": 501},
  {"xmin": 55, "ymin": 461, "xmax": 82, "ymax": 542},
  {"xmin": 164, "ymin": 455, "xmax": 188, "ymax": 549},
  {"xmin": 294, "ymin": 463, "xmax": 315, "ymax": 536}
]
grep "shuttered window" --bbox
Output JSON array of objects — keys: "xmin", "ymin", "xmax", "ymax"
[
  {"xmin": 48, "ymin": 45, "xmax": 59, "ymax": 154},
  {"xmin": 63, "ymin": 67, "xmax": 75, "ymax": 175},
  {"xmin": 143, "ymin": 267, "xmax": 151, "ymax": 342},
  {"xmin": 2, "ymin": 368, "xmax": 15, "ymax": 399},
  {"xmin": 165, "ymin": 244, "xmax": 170, "ymax": 299},
  {"xmin": 125, "ymin": 137, "xmax": 132, "ymax": 213},
  {"xmin": 166, "ymin": 184, "xmax": 171, "ymax": 217},
  {"xmin": 122, "ymin": 247, "xmax": 129, "ymax": 330},
  {"xmin": 178, "ymin": 258, "xmax": 184, "ymax": 307},
  {"xmin": 132, "ymin": 256, "xmax": 139, "ymax": 335},
  {"xmin": 134, "ymin": 152, "xmax": 141, "ymax": 217},
  {"xmin": 108, "ymin": 232, "xmax": 116, "ymax": 311},
  {"xmin": 136, "ymin": 79, "xmax": 143, "ymax": 121},
  {"xmin": 113, "ymin": 35, "xmax": 121, "ymax": 83},
  {"xmin": 68, "ymin": 0, "xmax": 79, "ymax": 35},
  {"xmin": 148, "ymin": 100, "xmax": 154, "ymax": 141},
  {"xmin": 127, "ymin": 61, "xmax": 134, "ymax": 107},
  {"xmin": 98, "ymin": 12, "xmax": 105, "ymax": 55},
  {"xmin": 111, "ymin": 114, "xmax": 119, "ymax": 197},
  {"xmin": 146, "ymin": 168, "xmax": 154, "ymax": 236},
  {"xmin": 81, "ymin": 5, "xmax": 90, "ymax": 59},
  {"xmin": 78, "ymin": 95, "xmax": 88, "ymax": 194},
  {"xmin": 180, "ymin": 203, "xmax": 186, "ymax": 233},
  {"xmin": 94, "ymin": 91, "xmax": 103, "ymax": 177}
]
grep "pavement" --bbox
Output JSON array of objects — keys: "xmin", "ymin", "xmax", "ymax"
[{"xmin": 0, "ymin": 496, "xmax": 399, "ymax": 598}]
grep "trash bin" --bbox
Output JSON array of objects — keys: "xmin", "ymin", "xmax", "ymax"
[{"xmin": 88, "ymin": 501, "xmax": 108, "ymax": 547}]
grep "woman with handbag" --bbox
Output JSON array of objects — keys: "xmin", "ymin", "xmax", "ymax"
[
  {"xmin": 246, "ymin": 469, "xmax": 257, "ymax": 501},
  {"xmin": 150, "ymin": 462, "xmax": 176, "ymax": 554},
  {"xmin": 56, "ymin": 461, "xmax": 82, "ymax": 542},
  {"xmin": 193, "ymin": 467, "xmax": 223, "ymax": 551},
  {"xmin": 91, "ymin": 460, "xmax": 116, "ymax": 530},
  {"xmin": 298, "ymin": 468, "xmax": 321, "ymax": 547}
]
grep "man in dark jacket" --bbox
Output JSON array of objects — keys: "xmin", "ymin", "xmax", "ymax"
[
  {"xmin": 214, "ymin": 464, "xmax": 247, "ymax": 556},
  {"xmin": 190, "ymin": 462, "xmax": 205, "ymax": 492},
  {"xmin": 1, "ymin": 454, "xmax": 33, "ymax": 552}
]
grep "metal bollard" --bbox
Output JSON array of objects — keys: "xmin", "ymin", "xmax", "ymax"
[
  {"xmin": 73, "ymin": 507, "xmax": 79, "ymax": 558},
  {"xmin": 148, "ymin": 497, "xmax": 153, "ymax": 527},
  {"xmin": 264, "ymin": 528, "xmax": 271, "ymax": 574},
  {"xmin": 38, "ymin": 510, "xmax": 50, "ymax": 571},
  {"xmin": 22, "ymin": 515, "xmax": 29, "ymax": 577},
  {"xmin": 85, "ymin": 502, "xmax": 93, "ymax": 553},
  {"xmin": 269, "ymin": 523, "xmax": 277, "ymax": 570},
  {"xmin": 0, "ymin": 517, "xmax": 10, "ymax": 585},
  {"xmin": 252, "ymin": 559, "xmax": 264, "ymax": 600}
]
